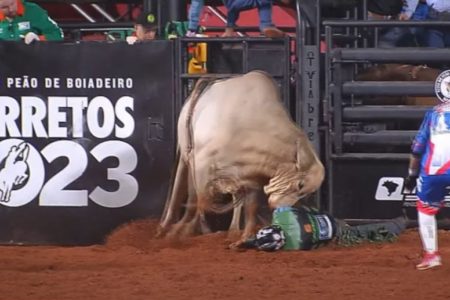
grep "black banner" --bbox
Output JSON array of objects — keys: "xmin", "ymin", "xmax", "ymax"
[
  {"xmin": 0, "ymin": 41, "xmax": 175, "ymax": 245},
  {"xmin": 331, "ymin": 160, "xmax": 450, "ymax": 220}
]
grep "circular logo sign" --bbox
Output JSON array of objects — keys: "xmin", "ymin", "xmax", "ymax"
[
  {"xmin": 0, "ymin": 139, "xmax": 45, "ymax": 207},
  {"xmin": 434, "ymin": 70, "xmax": 450, "ymax": 103}
]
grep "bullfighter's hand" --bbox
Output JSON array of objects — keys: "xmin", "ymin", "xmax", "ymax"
[
  {"xmin": 404, "ymin": 175, "xmax": 418, "ymax": 193},
  {"xmin": 24, "ymin": 32, "xmax": 40, "ymax": 44}
]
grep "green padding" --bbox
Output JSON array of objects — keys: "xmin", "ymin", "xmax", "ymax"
[{"xmin": 273, "ymin": 210, "xmax": 301, "ymax": 250}]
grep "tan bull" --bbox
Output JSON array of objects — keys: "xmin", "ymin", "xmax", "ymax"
[{"xmin": 158, "ymin": 71, "xmax": 324, "ymax": 248}]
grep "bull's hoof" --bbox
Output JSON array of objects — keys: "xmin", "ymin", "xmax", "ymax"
[
  {"xmin": 155, "ymin": 225, "xmax": 169, "ymax": 238},
  {"xmin": 227, "ymin": 229, "xmax": 242, "ymax": 241},
  {"xmin": 180, "ymin": 224, "xmax": 197, "ymax": 237},
  {"xmin": 166, "ymin": 222, "xmax": 185, "ymax": 238},
  {"xmin": 228, "ymin": 239, "xmax": 246, "ymax": 251}
]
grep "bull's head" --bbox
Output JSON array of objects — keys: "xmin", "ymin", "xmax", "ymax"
[
  {"xmin": 264, "ymin": 139, "xmax": 325, "ymax": 208},
  {"xmin": 265, "ymin": 162, "xmax": 324, "ymax": 208}
]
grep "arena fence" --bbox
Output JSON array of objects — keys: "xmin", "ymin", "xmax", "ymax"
[
  {"xmin": 322, "ymin": 19, "xmax": 450, "ymax": 222},
  {"xmin": 0, "ymin": 37, "xmax": 294, "ymax": 245}
]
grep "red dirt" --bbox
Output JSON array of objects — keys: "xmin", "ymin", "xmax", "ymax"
[{"xmin": 0, "ymin": 219, "xmax": 449, "ymax": 300}]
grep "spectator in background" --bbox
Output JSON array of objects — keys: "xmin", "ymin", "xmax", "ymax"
[
  {"xmin": 186, "ymin": 0, "xmax": 204, "ymax": 37},
  {"xmin": 222, "ymin": 0, "xmax": 290, "ymax": 38},
  {"xmin": 398, "ymin": 0, "xmax": 429, "ymax": 46},
  {"xmin": 375, "ymin": 0, "xmax": 429, "ymax": 47},
  {"xmin": 0, "ymin": 0, "xmax": 63, "ymax": 43},
  {"xmin": 422, "ymin": 0, "xmax": 450, "ymax": 47},
  {"xmin": 127, "ymin": 10, "xmax": 158, "ymax": 44}
]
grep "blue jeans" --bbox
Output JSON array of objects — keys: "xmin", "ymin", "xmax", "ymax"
[
  {"xmin": 425, "ymin": 7, "xmax": 450, "ymax": 47},
  {"xmin": 377, "ymin": 3, "xmax": 429, "ymax": 47},
  {"xmin": 188, "ymin": 0, "xmax": 204, "ymax": 32},
  {"xmin": 225, "ymin": 0, "xmax": 274, "ymax": 30},
  {"xmin": 426, "ymin": 28, "xmax": 450, "ymax": 47}
]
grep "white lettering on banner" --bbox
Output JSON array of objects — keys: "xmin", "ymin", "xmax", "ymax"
[
  {"xmin": 48, "ymin": 97, "xmax": 68, "ymax": 138},
  {"xmin": 0, "ymin": 97, "xmax": 21, "ymax": 137},
  {"xmin": 115, "ymin": 96, "xmax": 135, "ymax": 138},
  {"xmin": 90, "ymin": 141, "xmax": 138, "ymax": 208},
  {"xmin": 66, "ymin": 78, "xmax": 133, "ymax": 89},
  {"xmin": 21, "ymin": 97, "xmax": 47, "ymax": 138},
  {"xmin": 44, "ymin": 77, "xmax": 60, "ymax": 88},
  {"xmin": 67, "ymin": 97, "xmax": 88, "ymax": 138},
  {"xmin": 40, "ymin": 141, "xmax": 88, "ymax": 206},
  {"xmin": 0, "ymin": 139, "xmax": 138, "ymax": 208},
  {"xmin": 7, "ymin": 76, "xmax": 38, "ymax": 89},
  {"xmin": 87, "ymin": 96, "xmax": 115, "ymax": 138},
  {"xmin": 0, "ymin": 96, "xmax": 135, "ymax": 138},
  {"xmin": 6, "ymin": 77, "xmax": 134, "ymax": 89}
]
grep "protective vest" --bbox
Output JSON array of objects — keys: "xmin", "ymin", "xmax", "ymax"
[
  {"xmin": 412, "ymin": 104, "xmax": 450, "ymax": 175},
  {"xmin": 272, "ymin": 206, "xmax": 336, "ymax": 250}
]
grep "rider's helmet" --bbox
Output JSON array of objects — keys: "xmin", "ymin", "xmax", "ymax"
[{"xmin": 255, "ymin": 225, "xmax": 285, "ymax": 251}]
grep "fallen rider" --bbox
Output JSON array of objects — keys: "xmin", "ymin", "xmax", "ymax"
[{"xmin": 240, "ymin": 206, "xmax": 407, "ymax": 251}]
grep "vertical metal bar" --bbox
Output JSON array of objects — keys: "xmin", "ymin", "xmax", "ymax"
[
  {"xmin": 362, "ymin": 0, "xmax": 368, "ymax": 48},
  {"xmin": 242, "ymin": 40, "xmax": 249, "ymax": 73},
  {"xmin": 175, "ymin": 39, "xmax": 183, "ymax": 119},
  {"xmin": 324, "ymin": 25, "xmax": 334, "ymax": 215},
  {"xmin": 143, "ymin": 0, "xmax": 157, "ymax": 13},
  {"xmin": 296, "ymin": 1, "xmax": 321, "ymax": 208},
  {"xmin": 333, "ymin": 50, "xmax": 343, "ymax": 156},
  {"xmin": 283, "ymin": 37, "xmax": 291, "ymax": 112},
  {"xmin": 295, "ymin": 0, "xmax": 305, "ymax": 127},
  {"xmin": 353, "ymin": 5, "xmax": 359, "ymax": 48},
  {"xmin": 173, "ymin": 39, "xmax": 181, "ymax": 152}
]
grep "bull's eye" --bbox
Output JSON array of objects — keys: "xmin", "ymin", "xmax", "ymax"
[{"xmin": 298, "ymin": 180, "xmax": 304, "ymax": 190}]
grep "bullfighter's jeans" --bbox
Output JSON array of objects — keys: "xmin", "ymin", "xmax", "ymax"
[
  {"xmin": 188, "ymin": 0, "xmax": 205, "ymax": 32},
  {"xmin": 224, "ymin": 0, "xmax": 274, "ymax": 30}
]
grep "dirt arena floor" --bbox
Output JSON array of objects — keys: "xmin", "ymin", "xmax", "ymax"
[{"xmin": 0, "ymin": 219, "xmax": 449, "ymax": 300}]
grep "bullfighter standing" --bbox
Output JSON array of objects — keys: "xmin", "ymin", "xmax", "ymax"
[{"xmin": 403, "ymin": 70, "xmax": 450, "ymax": 270}]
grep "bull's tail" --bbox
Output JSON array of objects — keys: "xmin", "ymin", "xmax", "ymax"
[
  {"xmin": 158, "ymin": 146, "xmax": 189, "ymax": 234},
  {"xmin": 185, "ymin": 77, "xmax": 216, "ymax": 154}
]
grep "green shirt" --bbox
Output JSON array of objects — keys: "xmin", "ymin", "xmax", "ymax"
[{"xmin": 0, "ymin": 2, "xmax": 63, "ymax": 41}]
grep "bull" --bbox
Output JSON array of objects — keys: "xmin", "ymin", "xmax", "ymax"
[
  {"xmin": 356, "ymin": 64, "xmax": 440, "ymax": 105},
  {"xmin": 158, "ymin": 71, "xmax": 324, "ymax": 248}
]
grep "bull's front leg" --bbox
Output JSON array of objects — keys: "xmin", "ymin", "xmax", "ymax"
[
  {"xmin": 229, "ymin": 189, "xmax": 258, "ymax": 249},
  {"xmin": 227, "ymin": 195, "xmax": 243, "ymax": 241}
]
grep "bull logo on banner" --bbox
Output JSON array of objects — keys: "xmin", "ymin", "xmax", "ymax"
[
  {"xmin": 0, "ymin": 139, "xmax": 44, "ymax": 206},
  {"xmin": 0, "ymin": 142, "xmax": 30, "ymax": 203}
]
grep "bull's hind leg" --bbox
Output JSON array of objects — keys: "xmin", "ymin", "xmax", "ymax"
[
  {"xmin": 229, "ymin": 189, "xmax": 259, "ymax": 249},
  {"xmin": 167, "ymin": 181, "xmax": 198, "ymax": 238}
]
